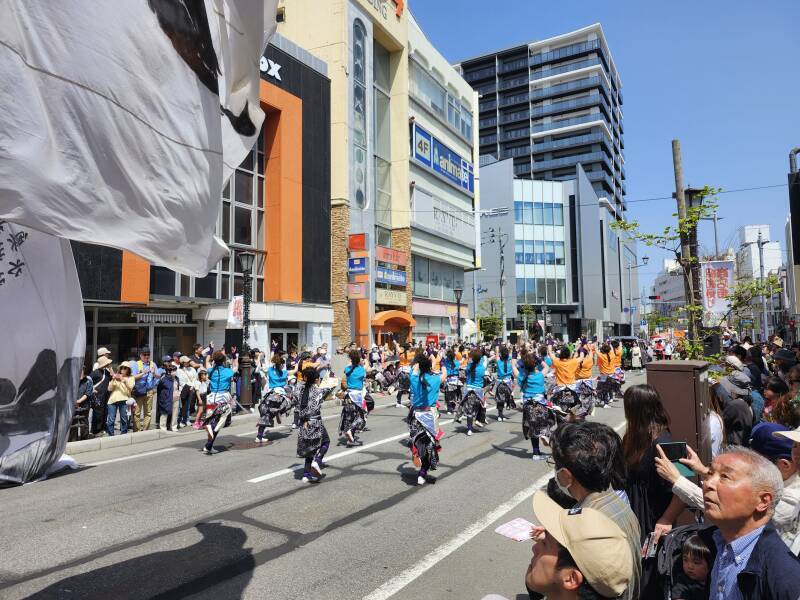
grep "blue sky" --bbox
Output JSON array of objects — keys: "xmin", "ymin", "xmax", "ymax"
[{"xmin": 410, "ymin": 0, "xmax": 799, "ymax": 291}]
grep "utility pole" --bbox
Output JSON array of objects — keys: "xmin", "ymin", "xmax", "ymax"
[
  {"xmin": 758, "ymin": 230, "xmax": 769, "ymax": 341},
  {"xmin": 672, "ymin": 140, "xmax": 698, "ymax": 344}
]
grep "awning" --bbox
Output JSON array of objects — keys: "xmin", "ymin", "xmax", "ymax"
[{"xmin": 371, "ymin": 310, "xmax": 417, "ymax": 328}]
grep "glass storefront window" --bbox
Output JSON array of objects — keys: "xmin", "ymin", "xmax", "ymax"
[
  {"xmin": 517, "ymin": 278, "xmax": 526, "ymax": 304},
  {"xmin": 414, "ymin": 255, "xmax": 429, "ymax": 297}
]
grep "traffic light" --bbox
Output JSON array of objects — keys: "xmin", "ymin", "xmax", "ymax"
[{"xmin": 648, "ymin": 295, "xmax": 662, "ymax": 300}]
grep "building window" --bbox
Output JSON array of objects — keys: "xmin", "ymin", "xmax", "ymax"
[
  {"xmin": 413, "ymin": 255, "xmax": 430, "ymax": 297},
  {"xmin": 409, "ymin": 60, "xmax": 446, "ymax": 118}
]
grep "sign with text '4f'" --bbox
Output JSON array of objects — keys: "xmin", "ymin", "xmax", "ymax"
[{"xmin": 412, "ymin": 123, "xmax": 474, "ymax": 194}]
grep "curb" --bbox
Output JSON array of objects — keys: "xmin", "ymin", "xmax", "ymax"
[{"xmin": 66, "ymin": 412, "xmax": 258, "ymax": 456}]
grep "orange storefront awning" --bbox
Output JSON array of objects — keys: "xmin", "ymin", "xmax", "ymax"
[{"xmin": 371, "ymin": 310, "xmax": 416, "ymax": 328}]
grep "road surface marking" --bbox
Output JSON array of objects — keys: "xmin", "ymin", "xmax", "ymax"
[
  {"xmin": 362, "ymin": 417, "xmax": 626, "ymax": 600},
  {"xmin": 83, "ymin": 447, "xmax": 177, "ymax": 467},
  {"xmin": 247, "ymin": 418, "xmax": 456, "ymax": 483}
]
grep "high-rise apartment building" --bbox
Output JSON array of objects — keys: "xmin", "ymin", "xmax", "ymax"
[{"xmin": 456, "ymin": 24, "xmax": 626, "ymax": 214}]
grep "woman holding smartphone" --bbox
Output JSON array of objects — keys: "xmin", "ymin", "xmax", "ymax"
[{"xmin": 622, "ymin": 384, "xmax": 685, "ymax": 597}]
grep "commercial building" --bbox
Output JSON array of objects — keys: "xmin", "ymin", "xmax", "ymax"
[
  {"xmin": 477, "ymin": 159, "xmax": 640, "ymax": 340},
  {"xmin": 72, "ymin": 34, "xmax": 332, "ymax": 364},
  {"xmin": 735, "ymin": 224, "xmax": 784, "ymax": 339},
  {"xmin": 277, "ymin": 0, "xmax": 479, "ymax": 348},
  {"xmin": 736, "ymin": 225, "xmax": 783, "ymax": 279},
  {"xmin": 456, "ymin": 23, "xmax": 626, "ymax": 214},
  {"xmin": 650, "ymin": 260, "xmax": 686, "ymax": 317}
]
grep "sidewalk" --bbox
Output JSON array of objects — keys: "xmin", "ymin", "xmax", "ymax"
[
  {"xmin": 66, "ymin": 392, "xmax": 389, "ymax": 456},
  {"xmin": 65, "ymin": 411, "xmax": 259, "ymax": 455}
]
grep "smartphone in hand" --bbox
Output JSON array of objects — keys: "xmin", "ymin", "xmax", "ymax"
[{"xmin": 660, "ymin": 442, "xmax": 694, "ymax": 477}]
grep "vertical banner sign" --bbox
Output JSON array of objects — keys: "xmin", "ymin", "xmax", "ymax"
[
  {"xmin": 700, "ymin": 260, "xmax": 734, "ymax": 326},
  {"xmin": 348, "ymin": 257, "xmax": 368, "ymax": 275},
  {"xmin": 227, "ymin": 296, "xmax": 244, "ymax": 329}
]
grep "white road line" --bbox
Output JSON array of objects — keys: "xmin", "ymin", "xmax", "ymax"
[
  {"xmin": 247, "ymin": 419, "xmax": 456, "ymax": 484},
  {"xmin": 362, "ymin": 417, "xmax": 627, "ymax": 600},
  {"xmin": 83, "ymin": 447, "xmax": 177, "ymax": 467}
]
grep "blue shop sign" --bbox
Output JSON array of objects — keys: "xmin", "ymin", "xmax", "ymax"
[
  {"xmin": 412, "ymin": 123, "xmax": 474, "ymax": 194},
  {"xmin": 376, "ymin": 266, "xmax": 407, "ymax": 286},
  {"xmin": 348, "ymin": 257, "xmax": 367, "ymax": 275}
]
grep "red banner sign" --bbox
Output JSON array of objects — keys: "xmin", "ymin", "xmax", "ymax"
[
  {"xmin": 375, "ymin": 245, "xmax": 407, "ymax": 266},
  {"xmin": 348, "ymin": 233, "xmax": 367, "ymax": 251}
]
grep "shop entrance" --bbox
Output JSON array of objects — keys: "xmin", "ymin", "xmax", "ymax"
[
  {"xmin": 270, "ymin": 329, "xmax": 300, "ymax": 353},
  {"xmin": 95, "ymin": 324, "xmax": 197, "ymax": 364}
]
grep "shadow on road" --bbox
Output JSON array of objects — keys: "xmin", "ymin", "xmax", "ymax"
[{"xmin": 24, "ymin": 522, "xmax": 254, "ymax": 600}]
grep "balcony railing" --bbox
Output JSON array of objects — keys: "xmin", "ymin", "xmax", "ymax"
[
  {"xmin": 501, "ymin": 145, "xmax": 532, "ymax": 159},
  {"xmin": 531, "ymin": 75, "xmax": 608, "ymax": 102},
  {"xmin": 463, "ymin": 65, "xmax": 496, "ymax": 82},
  {"xmin": 499, "ymin": 92, "xmax": 529, "ymax": 108},
  {"xmin": 530, "ymin": 93, "xmax": 601, "ymax": 118},
  {"xmin": 498, "ymin": 75, "xmax": 529, "ymax": 91},
  {"xmin": 479, "ymin": 116, "xmax": 497, "ymax": 129},
  {"xmin": 500, "ymin": 127, "xmax": 530, "ymax": 142},
  {"xmin": 532, "ymin": 151, "xmax": 607, "ymax": 172},
  {"xmin": 499, "ymin": 109, "xmax": 529, "ymax": 125},
  {"xmin": 479, "ymin": 134, "xmax": 497, "ymax": 145},
  {"xmin": 529, "ymin": 39, "xmax": 601, "ymax": 67},
  {"xmin": 531, "ymin": 132, "xmax": 609, "ymax": 155},
  {"xmin": 531, "ymin": 113, "xmax": 605, "ymax": 134},
  {"xmin": 584, "ymin": 170, "xmax": 615, "ymax": 190},
  {"xmin": 499, "ymin": 56, "xmax": 529, "ymax": 74},
  {"xmin": 479, "ymin": 99, "xmax": 497, "ymax": 113},
  {"xmin": 514, "ymin": 161, "xmax": 532, "ymax": 175},
  {"xmin": 531, "ymin": 57, "xmax": 602, "ymax": 80}
]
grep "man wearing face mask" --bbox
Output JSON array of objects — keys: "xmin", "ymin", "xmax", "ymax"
[{"xmin": 547, "ymin": 422, "xmax": 642, "ymax": 600}]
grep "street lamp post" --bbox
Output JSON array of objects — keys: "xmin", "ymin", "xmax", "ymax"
[
  {"xmin": 237, "ymin": 251, "xmax": 255, "ymax": 409},
  {"xmin": 454, "ymin": 286, "xmax": 464, "ymax": 341}
]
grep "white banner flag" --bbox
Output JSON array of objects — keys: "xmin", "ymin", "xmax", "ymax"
[
  {"xmin": 0, "ymin": 223, "xmax": 85, "ymax": 484},
  {"xmin": 0, "ymin": 0, "xmax": 278, "ymax": 276},
  {"xmin": 701, "ymin": 260, "xmax": 735, "ymax": 327},
  {"xmin": 227, "ymin": 295, "xmax": 244, "ymax": 329}
]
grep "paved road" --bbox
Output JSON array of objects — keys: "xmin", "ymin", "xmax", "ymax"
[{"xmin": 1, "ymin": 371, "xmax": 645, "ymax": 600}]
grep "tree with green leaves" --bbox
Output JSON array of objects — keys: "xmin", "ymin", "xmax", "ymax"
[
  {"xmin": 478, "ymin": 297, "xmax": 503, "ymax": 340},
  {"xmin": 612, "ymin": 185, "xmax": 721, "ymax": 358}
]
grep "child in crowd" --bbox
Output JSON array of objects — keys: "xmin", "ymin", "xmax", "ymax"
[{"xmin": 671, "ymin": 534, "xmax": 711, "ymax": 600}]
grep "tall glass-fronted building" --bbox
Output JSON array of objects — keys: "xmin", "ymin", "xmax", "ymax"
[{"xmin": 455, "ymin": 23, "xmax": 626, "ymax": 215}]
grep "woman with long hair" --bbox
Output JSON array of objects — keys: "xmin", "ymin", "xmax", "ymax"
[
  {"xmin": 338, "ymin": 349, "xmax": 371, "ymax": 447},
  {"xmin": 493, "ymin": 345, "xmax": 515, "ymax": 421},
  {"xmin": 763, "ymin": 376, "xmax": 790, "ymax": 421},
  {"xmin": 513, "ymin": 351, "xmax": 552, "ymax": 459},
  {"xmin": 395, "ymin": 343, "xmax": 413, "ymax": 408},
  {"xmin": 707, "ymin": 384, "xmax": 726, "ymax": 459},
  {"xmin": 573, "ymin": 344, "xmax": 596, "ymax": 419},
  {"xmin": 596, "ymin": 343, "xmax": 617, "ymax": 406},
  {"xmin": 255, "ymin": 352, "xmax": 292, "ymax": 443},
  {"xmin": 441, "ymin": 348, "xmax": 462, "ymax": 414},
  {"xmin": 296, "ymin": 366, "xmax": 330, "ymax": 484},
  {"xmin": 202, "ymin": 351, "xmax": 235, "ymax": 455},
  {"xmin": 622, "ymin": 385, "xmax": 685, "ymax": 547},
  {"xmin": 456, "ymin": 348, "xmax": 487, "ymax": 436},
  {"xmin": 407, "ymin": 353, "xmax": 447, "ymax": 485},
  {"xmin": 768, "ymin": 376, "xmax": 800, "ymax": 429}
]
